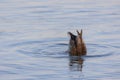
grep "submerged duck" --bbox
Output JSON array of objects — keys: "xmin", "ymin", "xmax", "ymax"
[{"xmin": 68, "ymin": 29, "xmax": 87, "ymax": 56}]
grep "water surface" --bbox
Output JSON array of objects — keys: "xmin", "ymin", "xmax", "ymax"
[{"xmin": 0, "ymin": 0, "xmax": 120, "ymax": 80}]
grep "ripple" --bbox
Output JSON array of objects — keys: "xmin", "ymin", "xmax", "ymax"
[
  {"xmin": 55, "ymin": 43, "xmax": 68, "ymax": 46},
  {"xmin": 84, "ymin": 52, "xmax": 113, "ymax": 58},
  {"xmin": 86, "ymin": 43, "xmax": 115, "ymax": 57},
  {"xmin": 9, "ymin": 40, "xmax": 44, "ymax": 47},
  {"xmin": 0, "ymin": 70, "xmax": 16, "ymax": 75},
  {"xmin": 13, "ymin": 41, "xmax": 68, "ymax": 58},
  {"xmin": 8, "ymin": 37, "xmax": 67, "ymax": 47},
  {"xmin": 7, "ymin": 37, "xmax": 116, "ymax": 59},
  {"xmin": 10, "ymin": 39, "xmax": 115, "ymax": 59}
]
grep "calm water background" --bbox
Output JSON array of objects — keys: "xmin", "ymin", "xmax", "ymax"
[{"xmin": 0, "ymin": 0, "xmax": 120, "ymax": 80}]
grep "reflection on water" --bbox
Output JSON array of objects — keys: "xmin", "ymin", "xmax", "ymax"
[{"xmin": 69, "ymin": 56, "xmax": 84, "ymax": 71}]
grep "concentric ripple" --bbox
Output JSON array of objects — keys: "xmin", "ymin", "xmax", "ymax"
[{"xmin": 8, "ymin": 39, "xmax": 115, "ymax": 59}]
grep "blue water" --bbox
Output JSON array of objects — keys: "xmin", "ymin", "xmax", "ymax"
[{"xmin": 0, "ymin": 0, "xmax": 120, "ymax": 80}]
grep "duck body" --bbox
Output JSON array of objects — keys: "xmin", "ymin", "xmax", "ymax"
[{"xmin": 68, "ymin": 30, "xmax": 87, "ymax": 56}]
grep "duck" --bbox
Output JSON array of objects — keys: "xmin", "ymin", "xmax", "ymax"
[{"xmin": 68, "ymin": 29, "xmax": 87, "ymax": 56}]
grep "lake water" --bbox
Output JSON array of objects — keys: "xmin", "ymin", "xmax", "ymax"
[{"xmin": 0, "ymin": 0, "xmax": 120, "ymax": 80}]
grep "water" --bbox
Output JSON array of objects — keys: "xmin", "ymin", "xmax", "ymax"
[{"xmin": 0, "ymin": 0, "xmax": 120, "ymax": 80}]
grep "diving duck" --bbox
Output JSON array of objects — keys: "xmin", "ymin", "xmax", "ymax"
[{"xmin": 68, "ymin": 29, "xmax": 87, "ymax": 56}]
